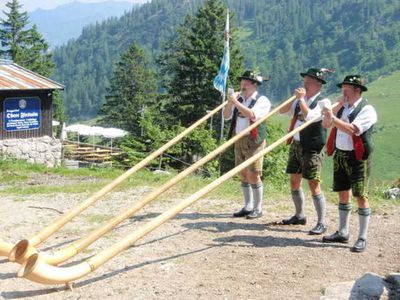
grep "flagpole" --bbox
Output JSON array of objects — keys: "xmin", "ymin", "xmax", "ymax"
[
  {"xmin": 219, "ymin": 90, "xmax": 225, "ymax": 142},
  {"xmin": 219, "ymin": 9, "xmax": 229, "ymax": 142}
]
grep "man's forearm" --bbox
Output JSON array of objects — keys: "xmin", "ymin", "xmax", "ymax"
[
  {"xmin": 279, "ymin": 101, "xmax": 292, "ymax": 114},
  {"xmin": 333, "ymin": 117, "xmax": 358, "ymax": 135},
  {"xmin": 234, "ymin": 100, "xmax": 255, "ymax": 119},
  {"xmin": 223, "ymin": 101, "xmax": 235, "ymax": 119},
  {"xmin": 298, "ymin": 98, "xmax": 309, "ymax": 119}
]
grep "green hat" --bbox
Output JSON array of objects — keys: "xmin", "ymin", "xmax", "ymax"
[
  {"xmin": 300, "ymin": 68, "xmax": 327, "ymax": 84},
  {"xmin": 337, "ymin": 75, "xmax": 368, "ymax": 92},
  {"xmin": 238, "ymin": 70, "xmax": 264, "ymax": 85}
]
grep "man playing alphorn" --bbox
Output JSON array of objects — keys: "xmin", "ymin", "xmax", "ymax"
[
  {"xmin": 279, "ymin": 68, "xmax": 332, "ymax": 235},
  {"xmin": 322, "ymin": 75, "xmax": 377, "ymax": 253},
  {"xmin": 223, "ymin": 70, "xmax": 271, "ymax": 219}
]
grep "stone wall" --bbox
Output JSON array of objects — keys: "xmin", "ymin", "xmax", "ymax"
[{"xmin": 0, "ymin": 136, "xmax": 62, "ymax": 167}]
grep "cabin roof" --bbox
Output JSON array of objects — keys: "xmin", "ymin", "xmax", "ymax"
[{"xmin": 0, "ymin": 60, "xmax": 64, "ymax": 91}]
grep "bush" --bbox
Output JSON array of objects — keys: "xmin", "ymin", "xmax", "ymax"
[
  {"xmin": 113, "ymin": 110, "xmax": 220, "ymax": 176},
  {"xmin": 219, "ymin": 120, "xmax": 289, "ymax": 189}
]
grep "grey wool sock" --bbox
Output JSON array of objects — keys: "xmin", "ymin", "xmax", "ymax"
[
  {"xmin": 251, "ymin": 182, "xmax": 264, "ymax": 212},
  {"xmin": 241, "ymin": 182, "xmax": 254, "ymax": 211},
  {"xmin": 338, "ymin": 203, "xmax": 352, "ymax": 236},
  {"xmin": 358, "ymin": 208, "xmax": 371, "ymax": 240},
  {"xmin": 312, "ymin": 193, "xmax": 327, "ymax": 225},
  {"xmin": 292, "ymin": 189, "xmax": 305, "ymax": 219}
]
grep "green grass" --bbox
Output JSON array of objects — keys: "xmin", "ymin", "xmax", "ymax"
[
  {"xmin": 0, "ymin": 155, "xmax": 398, "ymax": 211},
  {"xmin": 86, "ymin": 214, "xmax": 113, "ymax": 224},
  {"xmin": 364, "ymin": 72, "xmax": 400, "ymax": 183},
  {"xmin": 3, "ymin": 182, "xmax": 107, "ymax": 196}
]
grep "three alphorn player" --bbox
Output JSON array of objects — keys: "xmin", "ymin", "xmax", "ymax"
[{"xmin": 225, "ymin": 69, "xmax": 377, "ymax": 253}]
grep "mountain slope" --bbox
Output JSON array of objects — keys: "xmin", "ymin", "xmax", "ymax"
[
  {"xmin": 364, "ymin": 71, "xmax": 400, "ymax": 182},
  {"xmin": 29, "ymin": 1, "xmax": 139, "ymax": 47},
  {"xmin": 51, "ymin": 0, "xmax": 400, "ymax": 121}
]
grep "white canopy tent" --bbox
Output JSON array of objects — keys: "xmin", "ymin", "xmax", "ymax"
[
  {"xmin": 102, "ymin": 128, "xmax": 128, "ymax": 150},
  {"xmin": 63, "ymin": 124, "xmax": 128, "ymax": 149}
]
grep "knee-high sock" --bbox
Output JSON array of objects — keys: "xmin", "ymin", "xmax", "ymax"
[
  {"xmin": 241, "ymin": 182, "xmax": 254, "ymax": 211},
  {"xmin": 292, "ymin": 189, "xmax": 305, "ymax": 219},
  {"xmin": 312, "ymin": 193, "xmax": 327, "ymax": 225},
  {"xmin": 338, "ymin": 203, "xmax": 352, "ymax": 236},
  {"xmin": 358, "ymin": 207, "xmax": 371, "ymax": 240},
  {"xmin": 251, "ymin": 182, "xmax": 263, "ymax": 212}
]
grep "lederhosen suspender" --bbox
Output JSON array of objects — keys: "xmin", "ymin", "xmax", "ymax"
[
  {"xmin": 326, "ymin": 99, "xmax": 371, "ymax": 160},
  {"xmin": 228, "ymin": 94, "xmax": 261, "ymax": 139},
  {"xmin": 286, "ymin": 96, "xmax": 320, "ymax": 145}
]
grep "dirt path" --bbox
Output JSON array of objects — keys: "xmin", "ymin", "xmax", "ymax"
[{"xmin": 0, "ymin": 185, "xmax": 399, "ymax": 299}]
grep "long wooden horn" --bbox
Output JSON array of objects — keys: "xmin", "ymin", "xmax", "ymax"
[
  {"xmin": 4, "ymin": 102, "xmax": 226, "ymax": 260},
  {"xmin": 0, "ymin": 239, "xmax": 13, "ymax": 257},
  {"xmin": 11, "ymin": 96, "xmax": 296, "ymax": 265},
  {"xmin": 18, "ymin": 102, "xmax": 332, "ymax": 285}
]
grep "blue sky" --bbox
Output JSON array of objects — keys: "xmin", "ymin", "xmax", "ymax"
[{"xmin": 0, "ymin": 0, "xmax": 148, "ymax": 14}]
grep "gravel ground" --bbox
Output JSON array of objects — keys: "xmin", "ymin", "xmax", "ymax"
[{"xmin": 0, "ymin": 175, "xmax": 399, "ymax": 299}]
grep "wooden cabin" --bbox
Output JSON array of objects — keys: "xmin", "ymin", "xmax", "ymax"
[{"xmin": 0, "ymin": 60, "xmax": 64, "ymax": 140}]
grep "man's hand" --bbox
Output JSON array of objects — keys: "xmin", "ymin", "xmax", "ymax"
[
  {"xmin": 322, "ymin": 107, "xmax": 333, "ymax": 120},
  {"xmin": 228, "ymin": 92, "xmax": 240, "ymax": 104},
  {"xmin": 294, "ymin": 87, "xmax": 306, "ymax": 100},
  {"xmin": 322, "ymin": 107, "xmax": 334, "ymax": 129}
]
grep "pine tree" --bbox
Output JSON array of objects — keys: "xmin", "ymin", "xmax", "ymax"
[
  {"xmin": 159, "ymin": 0, "xmax": 244, "ymax": 128},
  {"xmin": 0, "ymin": 1, "xmax": 55, "ymax": 77},
  {"xmin": 0, "ymin": 0, "xmax": 30, "ymax": 60},
  {"xmin": 99, "ymin": 43, "xmax": 157, "ymax": 136},
  {"xmin": 19, "ymin": 24, "xmax": 55, "ymax": 77}
]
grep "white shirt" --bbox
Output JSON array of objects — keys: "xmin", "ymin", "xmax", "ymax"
[
  {"xmin": 224, "ymin": 91, "xmax": 271, "ymax": 134},
  {"xmin": 335, "ymin": 97, "xmax": 377, "ymax": 151},
  {"xmin": 284, "ymin": 93, "xmax": 325, "ymax": 141}
]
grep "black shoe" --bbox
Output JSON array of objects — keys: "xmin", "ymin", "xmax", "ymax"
[
  {"xmin": 309, "ymin": 223, "xmax": 328, "ymax": 235},
  {"xmin": 233, "ymin": 207, "xmax": 252, "ymax": 218},
  {"xmin": 282, "ymin": 215, "xmax": 307, "ymax": 225},
  {"xmin": 246, "ymin": 210, "xmax": 263, "ymax": 219},
  {"xmin": 322, "ymin": 231, "xmax": 349, "ymax": 243},
  {"xmin": 350, "ymin": 238, "xmax": 367, "ymax": 253}
]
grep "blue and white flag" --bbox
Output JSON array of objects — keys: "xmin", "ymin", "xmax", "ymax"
[{"xmin": 213, "ymin": 11, "xmax": 230, "ymax": 94}]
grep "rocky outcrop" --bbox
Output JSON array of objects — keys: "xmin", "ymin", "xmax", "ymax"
[{"xmin": 322, "ymin": 272, "xmax": 400, "ymax": 300}]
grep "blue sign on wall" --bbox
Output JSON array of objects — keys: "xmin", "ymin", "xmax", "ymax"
[{"xmin": 4, "ymin": 97, "xmax": 41, "ymax": 131}]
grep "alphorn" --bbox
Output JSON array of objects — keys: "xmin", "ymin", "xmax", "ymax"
[
  {"xmin": 11, "ymin": 96, "xmax": 296, "ymax": 265},
  {"xmin": 0, "ymin": 239, "xmax": 13, "ymax": 257},
  {"xmin": 3, "ymin": 102, "xmax": 227, "ymax": 260},
  {"xmin": 18, "ymin": 102, "xmax": 336, "ymax": 285}
]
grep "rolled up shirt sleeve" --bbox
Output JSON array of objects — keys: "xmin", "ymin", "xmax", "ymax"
[
  {"xmin": 223, "ymin": 106, "xmax": 234, "ymax": 120},
  {"xmin": 352, "ymin": 105, "xmax": 378, "ymax": 136},
  {"xmin": 251, "ymin": 96, "xmax": 272, "ymax": 121}
]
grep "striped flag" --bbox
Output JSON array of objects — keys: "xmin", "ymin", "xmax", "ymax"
[{"xmin": 213, "ymin": 11, "xmax": 230, "ymax": 94}]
